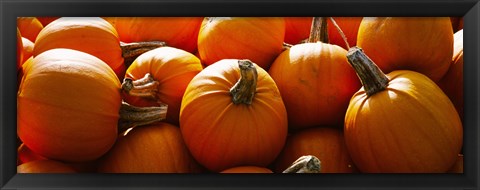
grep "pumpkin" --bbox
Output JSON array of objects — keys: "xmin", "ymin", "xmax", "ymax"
[
  {"xmin": 343, "ymin": 47, "xmax": 463, "ymax": 173},
  {"xmin": 104, "ymin": 17, "xmax": 203, "ymax": 53},
  {"xmin": 356, "ymin": 17, "xmax": 453, "ymax": 82},
  {"xmin": 268, "ymin": 17, "xmax": 361, "ymax": 129},
  {"xmin": 447, "ymin": 154, "xmax": 463, "ymax": 173},
  {"xmin": 98, "ymin": 122, "xmax": 202, "ymax": 173},
  {"xmin": 36, "ymin": 17, "xmax": 59, "ymax": 27},
  {"xmin": 122, "ymin": 47, "xmax": 203, "ymax": 125},
  {"xmin": 17, "ymin": 28, "xmax": 23, "ymax": 70},
  {"xmin": 180, "ymin": 59, "xmax": 288, "ymax": 172},
  {"xmin": 220, "ymin": 166, "xmax": 273, "ymax": 173},
  {"xmin": 21, "ymin": 37, "xmax": 34, "ymax": 64},
  {"xmin": 17, "ymin": 143, "xmax": 46, "ymax": 165},
  {"xmin": 18, "ymin": 48, "xmax": 167, "ymax": 162},
  {"xmin": 438, "ymin": 29, "xmax": 463, "ymax": 122},
  {"xmin": 274, "ymin": 127, "xmax": 357, "ymax": 173},
  {"xmin": 17, "ymin": 160, "xmax": 76, "ymax": 173},
  {"xmin": 17, "ymin": 17, "xmax": 43, "ymax": 42},
  {"xmin": 197, "ymin": 17, "xmax": 285, "ymax": 70},
  {"xmin": 284, "ymin": 17, "xmax": 312, "ymax": 45},
  {"xmin": 327, "ymin": 17, "xmax": 362, "ymax": 50},
  {"xmin": 33, "ymin": 17, "xmax": 165, "ymax": 80}
]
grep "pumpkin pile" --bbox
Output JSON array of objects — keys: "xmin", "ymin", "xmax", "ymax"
[{"xmin": 16, "ymin": 16, "xmax": 464, "ymax": 173}]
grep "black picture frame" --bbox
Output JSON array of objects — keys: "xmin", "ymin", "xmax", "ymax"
[{"xmin": 1, "ymin": 0, "xmax": 479, "ymax": 189}]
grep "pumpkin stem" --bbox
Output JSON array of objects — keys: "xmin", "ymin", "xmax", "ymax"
[
  {"xmin": 346, "ymin": 47, "xmax": 389, "ymax": 96},
  {"xmin": 308, "ymin": 17, "xmax": 328, "ymax": 43},
  {"xmin": 282, "ymin": 155, "xmax": 321, "ymax": 173},
  {"xmin": 230, "ymin": 59, "xmax": 258, "ymax": 105},
  {"xmin": 121, "ymin": 73, "xmax": 159, "ymax": 100},
  {"xmin": 120, "ymin": 41, "xmax": 167, "ymax": 67},
  {"xmin": 329, "ymin": 17, "xmax": 350, "ymax": 49},
  {"xmin": 118, "ymin": 101, "xmax": 167, "ymax": 132}
]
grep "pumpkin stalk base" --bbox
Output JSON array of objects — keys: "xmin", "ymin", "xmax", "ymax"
[
  {"xmin": 308, "ymin": 17, "xmax": 328, "ymax": 43},
  {"xmin": 347, "ymin": 47, "xmax": 389, "ymax": 96},
  {"xmin": 230, "ymin": 60, "xmax": 258, "ymax": 105},
  {"xmin": 118, "ymin": 101, "xmax": 168, "ymax": 132},
  {"xmin": 122, "ymin": 73, "xmax": 159, "ymax": 100},
  {"xmin": 282, "ymin": 155, "xmax": 321, "ymax": 173},
  {"xmin": 120, "ymin": 41, "xmax": 167, "ymax": 66}
]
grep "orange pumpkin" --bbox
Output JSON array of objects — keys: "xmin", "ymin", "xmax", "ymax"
[
  {"xmin": 327, "ymin": 17, "xmax": 362, "ymax": 50},
  {"xmin": 122, "ymin": 47, "xmax": 203, "ymax": 125},
  {"xmin": 447, "ymin": 154, "xmax": 463, "ymax": 173},
  {"xmin": 274, "ymin": 127, "xmax": 357, "ymax": 173},
  {"xmin": 17, "ymin": 143, "xmax": 46, "ymax": 165},
  {"xmin": 438, "ymin": 29, "xmax": 463, "ymax": 122},
  {"xmin": 21, "ymin": 37, "xmax": 34, "ymax": 64},
  {"xmin": 344, "ymin": 47, "xmax": 463, "ymax": 173},
  {"xmin": 220, "ymin": 166, "xmax": 273, "ymax": 173},
  {"xmin": 36, "ymin": 17, "xmax": 59, "ymax": 27},
  {"xmin": 198, "ymin": 17, "xmax": 285, "ymax": 70},
  {"xmin": 284, "ymin": 17, "xmax": 312, "ymax": 45},
  {"xmin": 180, "ymin": 59, "xmax": 288, "ymax": 172},
  {"xmin": 98, "ymin": 122, "xmax": 202, "ymax": 173},
  {"xmin": 17, "ymin": 160, "xmax": 76, "ymax": 173},
  {"xmin": 17, "ymin": 17, "xmax": 43, "ymax": 42},
  {"xmin": 105, "ymin": 17, "xmax": 203, "ymax": 53},
  {"xmin": 269, "ymin": 17, "xmax": 361, "ymax": 129},
  {"xmin": 356, "ymin": 17, "xmax": 453, "ymax": 82},
  {"xmin": 17, "ymin": 28, "xmax": 23, "ymax": 70}
]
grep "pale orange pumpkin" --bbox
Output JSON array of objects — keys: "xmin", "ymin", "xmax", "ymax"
[
  {"xmin": 180, "ymin": 59, "xmax": 288, "ymax": 172},
  {"xmin": 344, "ymin": 47, "xmax": 463, "ymax": 173},
  {"xmin": 198, "ymin": 17, "xmax": 285, "ymax": 69},
  {"xmin": 356, "ymin": 17, "xmax": 453, "ymax": 82}
]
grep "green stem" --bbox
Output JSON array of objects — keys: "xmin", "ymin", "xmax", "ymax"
[
  {"xmin": 282, "ymin": 155, "xmax": 321, "ymax": 173},
  {"xmin": 346, "ymin": 47, "xmax": 389, "ymax": 96},
  {"xmin": 230, "ymin": 60, "xmax": 258, "ymax": 105}
]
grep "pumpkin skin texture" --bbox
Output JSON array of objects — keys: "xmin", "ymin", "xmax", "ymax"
[
  {"xmin": 98, "ymin": 122, "xmax": 202, "ymax": 173},
  {"xmin": 344, "ymin": 69, "xmax": 463, "ymax": 173},
  {"xmin": 105, "ymin": 17, "xmax": 203, "ymax": 53},
  {"xmin": 274, "ymin": 127, "xmax": 357, "ymax": 173},
  {"xmin": 17, "ymin": 17, "xmax": 44, "ymax": 42},
  {"xmin": 438, "ymin": 29, "xmax": 463, "ymax": 122},
  {"xmin": 18, "ymin": 48, "xmax": 121, "ymax": 162},
  {"xmin": 268, "ymin": 42, "xmax": 361, "ymax": 129},
  {"xmin": 198, "ymin": 17, "xmax": 285, "ymax": 70},
  {"xmin": 220, "ymin": 166, "xmax": 273, "ymax": 173},
  {"xmin": 17, "ymin": 160, "xmax": 76, "ymax": 173},
  {"xmin": 356, "ymin": 17, "xmax": 453, "ymax": 82},
  {"xmin": 17, "ymin": 28, "xmax": 23, "ymax": 70},
  {"xmin": 180, "ymin": 59, "xmax": 288, "ymax": 172},
  {"xmin": 33, "ymin": 17, "xmax": 126, "ymax": 79},
  {"xmin": 123, "ymin": 47, "xmax": 203, "ymax": 126}
]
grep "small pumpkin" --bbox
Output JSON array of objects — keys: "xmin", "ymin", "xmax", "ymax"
[
  {"xmin": 180, "ymin": 59, "xmax": 288, "ymax": 172},
  {"xmin": 21, "ymin": 37, "xmax": 34, "ymax": 64},
  {"xmin": 356, "ymin": 17, "xmax": 453, "ymax": 82},
  {"xmin": 122, "ymin": 47, "xmax": 204, "ymax": 125},
  {"xmin": 17, "ymin": 160, "xmax": 76, "ymax": 173},
  {"xmin": 269, "ymin": 17, "xmax": 361, "ymax": 129},
  {"xmin": 36, "ymin": 17, "xmax": 59, "ymax": 27},
  {"xmin": 274, "ymin": 127, "xmax": 357, "ymax": 173},
  {"xmin": 197, "ymin": 17, "xmax": 285, "ymax": 69},
  {"xmin": 220, "ymin": 166, "xmax": 273, "ymax": 173},
  {"xmin": 98, "ymin": 122, "xmax": 202, "ymax": 173},
  {"xmin": 17, "ymin": 17, "xmax": 44, "ymax": 42},
  {"xmin": 343, "ymin": 47, "xmax": 463, "ymax": 173},
  {"xmin": 18, "ymin": 48, "xmax": 167, "ymax": 162}
]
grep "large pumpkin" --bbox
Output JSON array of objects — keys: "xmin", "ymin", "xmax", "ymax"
[
  {"xmin": 104, "ymin": 17, "xmax": 203, "ymax": 53},
  {"xmin": 180, "ymin": 59, "xmax": 288, "ymax": 172},
  {"xmin": 344, "ymin": 47, "xmax": 463, "ymax": 173},
  {"xmin": 269, "ymin": 17, "xmax": 361, "ymax": 129},
  {"xmin": 122, "ymin": 47, "xmax": 203, "ymax": 125},
  {"xmin": 356, "ymin": 17, "xmax": 453, "ymax": 82},
  {"xmin": 274, "ymin": 127, "xmax": 357, "ymax": 173},
  {"xmin": 197, "ymin": 17, "xmax": 285, "ymax": 69},
  {"xmin": 98, "ymin": 122, "xmax": 202, "ymax": 173}
]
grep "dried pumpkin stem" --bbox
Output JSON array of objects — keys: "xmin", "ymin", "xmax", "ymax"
[
  {"xmin": 122, "ymin": 73, "xmax": 159, "ymax": 100},
  {"xmin": 329, "ymin": 17, "xmax": 350, "ymax": 49},
  {"xmin": 120, "ymin": 41, "xmax": 167, "ymax": 66},
  {"xmin": 282, "ymin": 155, "xmax": 321, "ymax": 173},
  {"xmin": 346, "ymin": 47, "xmax": 389, "ymax": 96},
  {"xmin": 118, "ymin": 101, "xmax": 168, "ymax": 132},
  {"xmin": 230, "ymin": 60, "xmax": 258, "ymax": 105},
  {"xmin": 308, "ymin": 17, "xmax": 328, "ymax": 43}
]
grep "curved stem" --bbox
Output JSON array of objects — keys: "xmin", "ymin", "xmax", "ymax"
[
  {"xmin": 282, "ymin": 155, "xmax": 321, "ymax": 173},
  {"xmin": 308, "ymin": 17, "xmax": 328, "ymax": 43},
  {"xmin": 122, "ymin": 73, "xmax": 159, "ymax": 100},
  {"xmin": 346, "ymin": 47, "xmax": 389, "ymax": 96},
  {"xmin": 230, "ymin": 60, "xmax": 258, "ymax": 105},
  {"xmin": 118, "ymin": 101, "xmax": 168, "ymax": 132},
  {"xmin": 329, "ymin": 17, "xmax": 350, "ymax": 49},
  {"xmin": 120, "ymin": 41, "xmax": 167, "ymax": 67}
]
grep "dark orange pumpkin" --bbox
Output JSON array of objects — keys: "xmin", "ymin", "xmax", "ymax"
[
  {"xmin": 17, "ymin": 160, "xmax": 76, "ymax": 173},
  {"xmin": 220, "ymin": 166, "xmax": 273, "ymax": 173},
  {"xmin": 122, "ymin": 47, "xmax": 203, "ymax": 125},
  {"xmin": 438, "ymin": 29, "xmax": 463, "ymax": 122},
  {"xmin": 344, "ymin": 47, "xmax": 463, "ymax": 173},
  {"xmin": 447, "ymin": 154, "xmax": 463, "ymax": 173},
  {"xmin": 269, "ymin": 17, "xmax": 361, "ymax": 129},
  {"xmin": 17, "ymin": 143, "xmax": 46, "ymax": 165},
  {"xmin": 36, "ymin": 17, "xmax": 59, "ymax": 27},
  {"xmin": 327, "ymin": 17, "xmax": 362, "ymax": 50},
  {"xmin": 98, "ymin": 122, "xmax": 202, "ymax": 173},
  {"xmin": 105, "ymin": 17, "xmax": 203, "ymax": 53},
  {"xmin": 274, "ymin": 127, "xmax": 357, "ymax": 173},
  {"xmin": 17, "ymin": 28, "xmax": 23, "ymax": 70},
  {"xmin": 17, "ymin": 17, "xmax": 43, "ymax": 42},
  {"xmin": 356, "ymin": 17, "xmax": 453, "ymax": 82},
  {"xmin": 198, "ymin": 17, "xmax": 285, "ymax": 70},
  {"xmin": 180, "ymin": 59, "xmax": 288, "ymax": 172},
  {"xmin": 284, "ymin": 17, "xmax": 312, "ymax": 45}
]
